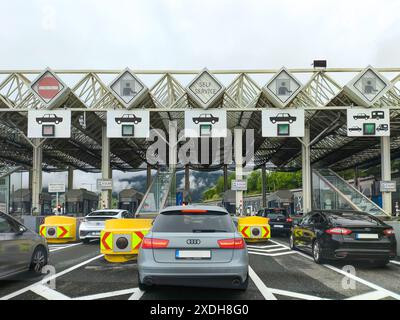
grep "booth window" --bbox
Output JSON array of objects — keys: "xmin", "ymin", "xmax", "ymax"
[
  {"xmin": 122, "ymin": 124, "xmax": 135, "ymax": 137},
  {"xmin": 42, "ymin": 124, "xmax": 55, "ymax": 137},
  {"xmin": 200, "ymin": 124, "xmax": 212, "ymax": 137},
  {"xmin": 363, "ymin": 123, "xmax": 376, "ymax": 136},
  {"xmin": 277, "ymin": 123, "xmax": 290, "ymax": 136}
]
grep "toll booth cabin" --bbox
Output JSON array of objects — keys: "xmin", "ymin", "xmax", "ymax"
[
  {"xmin": 10, "ymin": 188, "xmax": 52, "ymax": 215},
  {"xmin": 118, "ymin": 189, "xmax": 144, "ymax": 214},
  {"xmin": 65, "ymin": 189, "xmax": 98, "ymax": 216},
  {"xmin": 266, "ymin": 189, "xmax": 298, "ymax": 216}
]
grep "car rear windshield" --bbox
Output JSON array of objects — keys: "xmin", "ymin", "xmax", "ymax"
[
  {"xmin": 152, "ymin": 210, "xmax": 235, "ymax": 233},
  {"xmin": 259, "ymin": 209, "xmax": 288, "ymax": 218},
  {"xmin": 328, "ymin": 212, "xmax": 383, "ymax": 226},
  {"xmin": 87, "ymin": 211, "xmax": 120, "ymax": 217}
]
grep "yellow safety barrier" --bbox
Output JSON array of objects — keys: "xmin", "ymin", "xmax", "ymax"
[
  {"xmin": 39, "ymin": 216, "xmax": 78, "ymax": 244},
  {"xmin": 237, "ymin": 216, "xmax": 271, "ymax": 243},
  {"xmin": 100, "ymin": 218, "xmax": 153, "ymax": 263}
]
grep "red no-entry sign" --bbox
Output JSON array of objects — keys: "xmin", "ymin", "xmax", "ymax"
[{"xmin": 37, "ymin": 75, "xmax": 62, "ymax": 101}]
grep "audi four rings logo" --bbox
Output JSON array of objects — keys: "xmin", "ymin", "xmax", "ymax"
[{"xmin": 186, "ymin": 239, "xmax": 201, "ymax": 245}]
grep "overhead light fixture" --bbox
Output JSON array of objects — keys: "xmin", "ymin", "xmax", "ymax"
[{"xmin": 313, "ymin": 60, "xmax": 327, "ymax": 68}]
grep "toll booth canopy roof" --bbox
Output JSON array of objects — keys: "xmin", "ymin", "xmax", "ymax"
[{"xmin": 0, "ymin": 68, "xmax": 400, "ymax": 173}]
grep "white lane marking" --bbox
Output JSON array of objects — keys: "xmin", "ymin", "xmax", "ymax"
[
  {"xmin": 247, "ymin": 247, "xmax": 289, "ymax": 253},
  {"xmin": 390, "ymin": 260, "xmax": 400, "ymax": 266},
  {"xmin": 345, "ymin": 291, "xmax": 389, "ymax": 300},
  {"xmin": 30, "ymin": 284, "xmax": 71, "ymax": 300},
  {"xmin": 247, "ymin": 244, "xmax": 282, "ymax": 249},
  {"xmin": 49, "ymin": 243, "xmax": 83, "ymax": 252},
  {"xmin": 249, "ymin": 251, "xmax": 295, "ymax": 257},
  {"xmin": 74, "ymin": 288, "xmax": 138, "ymax": 300},
  {"xmin": 128, "ymin": 289, "xmax": 145, "ymax": 300},
  {"xmin": 248, "ymin": 266, "xmax": 277, "ymax": 300},
  {"xmin": 0, "ymin": 254, "xmax": 104, "ymax": 300},
  {"xmin": 270, "ymin": 288, "xmax": 329, "ymax": 300},
  {"xmin": 268, "ymin": 239, "xmax": 400, "ymax": 300}
]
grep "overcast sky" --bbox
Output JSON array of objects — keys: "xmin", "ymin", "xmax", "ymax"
[
  {"xmin": 4, "ymin": 0, "xmax": 400, "ymax": 192},
  {"xmin": 1, "ymin": 0, "xmax": 400, "ymax": 70}
]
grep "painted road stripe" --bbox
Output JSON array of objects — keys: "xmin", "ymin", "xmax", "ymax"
[
  {"xmin": 269, "ymin": 239, "xmax": 400, "ymax": 300},
  {"xmin": 247, "ymin": 247, "xmax": 289, "ymax": 253},
  {"xmin": 248, "ymin": 266, "xmax": 277, "ymax": 300},
  {"xmin": 49, "ymin": 242, "xmax": 83, "ymax": 252},
  {"xmin": 345, "ymin": 291, "xmax": 389, "ymax": 300},
  {"xmin": 128, "ymin": 289, "xmax": 145, "ymax": 300},
  {"xmin": 30, "ymin": 284, "xmax": 71, "ymax": 300},
  {"xmin": 0, "ymin": 254, "xmax": 104, "ymax": 300},
  {"xmin": 390, "ymin": 260, "xmax": 400, "ymax": 266},
  {"xmin": 74, "ymin": 288, "xmax": 137, "ymax": 300},
  {"xmin": 270, "ymin": 288, "xmax": 329, "ymax": 300},
  {"xmin": 249, "ymin": 250, "xmax": 295, "ymax": 257},
  {"xmin": 247, "ymin": 244, "xmax": 281, "ymax": 249}
]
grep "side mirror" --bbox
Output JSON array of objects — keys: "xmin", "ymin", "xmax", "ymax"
[{"xmin": 16, "ymin": 226, "xmax": 26, "ymax": 235}]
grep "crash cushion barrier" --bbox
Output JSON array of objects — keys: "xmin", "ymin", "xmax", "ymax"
[
  {"xmin": 386, "ymin": 221, "xmax": 400, "ymax": 256},
  {"xmin": 236, "ymin": 216, "xmax": 271, "ymax": 242},
  {"xmin": 100, "ymin": 218, "xmax": 153, "ymax": 263},
  {"xmin": 39, "ymin": 216, "xmax": 78, "ymax": 243}
]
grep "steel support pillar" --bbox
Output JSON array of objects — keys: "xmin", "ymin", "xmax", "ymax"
[
  {"xmin": 223, "ymin": 164, "xmax": 228, "ymax": 192},
  {"xmin": 302, "ymin": 125, "xmax": 312, "ymax": 214},
  {"xmin": 234, "ymin": 128, "xmax": 243, "ymax": 215},
  {"xmin": 169, "ymin": 121, "xmax": 178, "ymax": 171},
  {"xmin": 31, "ymin": 139, "xmax": 43, "ymax": 215},
  {"xmin": 381, "ymin": 136, "xmax": 392, "ymax": 215},
  {"xmin": 184, "ymin": 165, "xmax": 190, "ymax": 195},
  {"xmin": 101, "ymin": 126, "xmax": 111, "ymax": 209},
  {"xmin": 146, "ymin": 164, "xmax": 152, "ymax": 189},
  {"xmin": 262, "ymin": 164, "xmax": 267, "ymax": 208},
  {"xmin": 68, "ymin": 166, "xmax": 74, "ymax": 190}
]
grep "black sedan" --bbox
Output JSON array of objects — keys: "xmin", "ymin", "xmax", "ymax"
[
  {"xmin": 290, "ymin": 210, "xmax": 396, "ymax": 266},
  {"xmin": 256, "ymin": 208, "xmax": 293, "ymax": 236}
]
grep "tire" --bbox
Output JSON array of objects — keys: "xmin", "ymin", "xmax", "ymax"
[
  {"xmin": 30, "ymin": 246, "xmax": 48, "ymax": 274},
  {"xmin": 194, "ymin": 120, "xmax": 199, "ymax": 124},
  {"xmin": 312, "ymin": 240, "xmax": 325, "ymax": 264},
  {"xmin": 372, "ymin": 260, "xmax": 389, "ymax": 268},
  {"xmin": 82, "ymin": 238, "xmax": 90, "ymax": 244},
  {"xmin": 38, "ymin": 121, "xmax": 42, "ymax": 124},
  {"xmin": 117, "ymin": 121, "xmax": 121, "ymax": 124},
  {"xmin": 289, "ymin": 120, "xmax": 293, "ymax": 124},
  {"xmin": 289, "ymin": 234, "xmax": 296, "ymax": 250},
  {"xmin": 237, "ymin": 274, "xmax": 249, "ymax": 291},
  {"xmin": 271, "ymin": 120, "xmax": 276, "ymax": 124},
  {"xmin": 138, "ymin": 273, "xmax": 152, "ymax": 291},
  {"xmin": 55, "ymin": 121, "xmax": 59, "ymax": 124},
  {"xmin": 211, "ymin": 120, "xmax": 216, "ymax": 124}
]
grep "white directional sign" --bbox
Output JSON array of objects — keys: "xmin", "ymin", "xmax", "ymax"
[
  {"xmin": 109, "ymin": 69, "xmax": 148, "ymax": 108},
  {"xmin": 97, "ymin": 179, "xmax": 113, "ymax": 191},
  {"xmin": 344, "ymin": 66, "xmax": 392, "ymax": 107},
  {"xmin": 262, "ymin": 109, "xmax": 305, "ymax": 137},
  {"xmin": 107, "ymin": 110, "xmax": 150, "ymax": 138},
  {"xmin": 232, "ymin": 180, "xmax": 247, "ymax": 191},
  {"xmin": 48, "ymin": 183, "xmax": 66, "ymax": 193},
  {"xmin": 347, "ymin": 109, "xmax": 390, "ymax": 137},
  {"xmin": 30, "ymin": 68, "xmax": 69, "ymax": 108},
  {"xmin": 186, "ymin": 69, "xmax": 225, "ymax": 109},
  {"xmin": 28, "ymin": 110, "xmax": 71, "ymax": 138},
  {"xmin": 184, "ymin": 109, "xmax": 227, "ymax": 138},
  {"xmin": 263, "ymin": 67, "xmax": 302, "ymax": 108}
]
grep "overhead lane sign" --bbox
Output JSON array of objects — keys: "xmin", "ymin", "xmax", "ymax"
[
  {"xmin": 184, "ymin": 109, "xmax": 227, "ymax": 138},
  {"xmin": 30, "ymin": 68, "xmax": 70, "ymax": 108},
  {"xmin": 263, "ymin": 67, "xmax": 303, "ymax": 108},
  {"xmin": 262, "ymin": 109, "xmax": 305, "ymax": 137},
  {"xmin": 347, "ymin": 108, "xmax": 390, "ymax": 137},
  {"xmin": 343, "ymin": 66, "xmax": 392, "ymax": 107},
  {"xmin": 186, "ymin": 69, "xmax": 225, "ymax": 109},
  {"xmin": 109, "ymin": 68, "xmax": 148, "ymax": 108},
  {"xmin": 107, "ymin": 110, "xmax": 150, "ymax": 138},
  {"xmin": 27, "ymin": 110, "xmax": 71, "ymax": 138}
]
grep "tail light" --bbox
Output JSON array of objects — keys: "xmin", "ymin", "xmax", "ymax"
[
  {"xmin": 218, "ymin": 238, "xmax": 245, "ymax": 249},
  {"xmin": 383, "ymin": 229, "xmax": 395, "ymax": 236},
  {"xmin": 141, "ymin": 238, "xmax": 169, "ymax": 249},
  {"xmin": 286, "ymin": 217, "xmax": 293, "ymax": 223},
  {"xmin": 326, "ymin": 227, "xmax": 352, "ymax": 235}
]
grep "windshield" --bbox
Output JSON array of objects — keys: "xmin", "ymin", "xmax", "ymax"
[{"xmin": 152, "ymin": 210, "xmax": 235, "ymax": 233}]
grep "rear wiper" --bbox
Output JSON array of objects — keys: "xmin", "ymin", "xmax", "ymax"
[{"xmin": 192, "ymin": 229, "xmax": 227, "ymax": 233}]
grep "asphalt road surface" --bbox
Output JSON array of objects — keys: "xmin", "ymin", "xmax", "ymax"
[{"xmin": 1, "ymin": 235, "xmax": 399, "ymax": 300}]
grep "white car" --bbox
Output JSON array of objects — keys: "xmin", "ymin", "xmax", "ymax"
[{"xmin": 79, "ymin": 209, "xmax": 133, "ymax": 243}]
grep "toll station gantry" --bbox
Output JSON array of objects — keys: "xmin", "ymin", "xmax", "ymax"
[{"xmin": 0, "ymin": 65, "xmax": 400, "ymax": 218}]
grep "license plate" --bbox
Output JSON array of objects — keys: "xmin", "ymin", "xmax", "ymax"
[
  {"xmin": 175, "ymin": 250, "xmax": 211, "ymax": 259},
  {"xmin": 273, "ymin": 225, "xmax": 284, "ymax": 228},
  {"xmin": 355, "ymin": 233, "xmax": 379, "ymax": 239}
]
